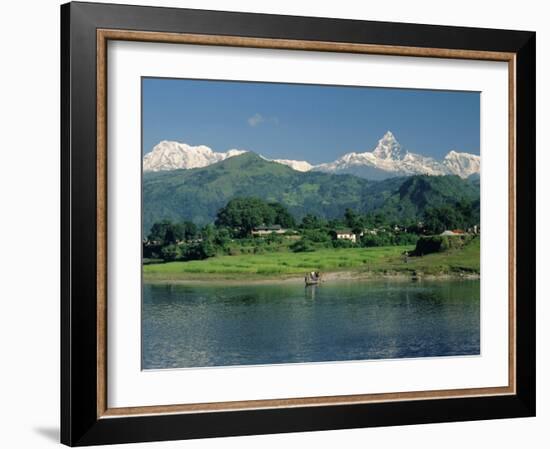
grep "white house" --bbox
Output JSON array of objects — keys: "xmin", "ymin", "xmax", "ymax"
[{"xmin": 334, "ymin": 229, "xmax": 357, "ymax": 243}]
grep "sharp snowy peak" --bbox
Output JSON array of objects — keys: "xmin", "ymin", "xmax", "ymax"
[
  {"xmin": 315, "ymin": 131, "xmax": 444, "ymax": 178},
  {"xmin": 314, "ymin": 131, "xmax": 478, "ymax": 179},
  {"xmin": 372, "ymin": 131, "xmax": 406, "ymax": 160},
  {"xmin": 143, "ymin": 141, "xmax": 247, "ymax": 172}
]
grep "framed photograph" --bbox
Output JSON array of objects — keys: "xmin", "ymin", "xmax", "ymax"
[{"xmin": 61, "ymin": 2, "xmax": 536, "ymax": 446}]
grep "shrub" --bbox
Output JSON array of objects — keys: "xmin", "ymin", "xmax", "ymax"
[
  {"xmin": 160, "ymin": 244, "xmax": 182, "ymax": 262},
  {"xmin": 332, "ymin": 238, "xmax": 354, "ymax": 249},
  {"xmin": 413, "ymin": 234, "xmax": 473, "ymax": 256},
  {"xmin": 360, "ymin": 233, "xmax": 392, "ymax": 247},
  {"xmin": 290, "ymin": 238, "xmax": 316, "ymax": 253},
  {"xmin": 413, "ymin": 236, "xmax": 443, "ymax": 255},
  {"xmin": 394, "ymin": 232, "xmax": 419, "ymax": 246},
  {"xmin": 302, "ymin": 229, "xmax": 331, "ymax": 243},
  {"xmin": 226, "ymin": 247, "xmax": 241, "ymax": 256},
  {"xmin": 182, "ymin": 240, "xmax": 217, "ymax": 260}
]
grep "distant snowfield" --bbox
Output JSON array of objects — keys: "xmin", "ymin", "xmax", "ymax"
[
  {"xmin": 143, "ymin": 131, "xmax": 480, "ymax": 179},
  {"xmin": 142, "ymin": 141, "xmax": 246, "ymax": 172}
]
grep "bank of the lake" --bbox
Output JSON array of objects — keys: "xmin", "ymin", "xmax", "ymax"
[{"xmin": 143, "ymin": 240, "xmax": 480, "ymax": 283}]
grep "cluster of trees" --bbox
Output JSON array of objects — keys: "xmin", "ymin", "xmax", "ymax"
[
  {"xmin": 413, "ymin": 234, "xmax": 475, "ymax": 256},
  {"xmin": 423, "ymin": 199, "xmax": 478, "ymax": 234},
  {"xmin": 299, "ymin": 210, "xmax": 422, "ymax": 234},
  {"xmin": 287, "ymin": 207, "xmax": 422, "ymax": 252},
  {"xmin": 145, "ymin": 196, "xmax": 479, "ymax": 261},
  {"xmin": 144, "ymin": 221, "xmax": 228, "ymax": 262},
  {"xmin": 215, "ymin": 198, "xmax": 295, "ymax": 236},
  {"xmin": 148, "ymin": 220, "xmax": 199, "ymax": 244},
  {"xmin": 143, "ymin": 198, "xmax": 296, "ymax": 262}
]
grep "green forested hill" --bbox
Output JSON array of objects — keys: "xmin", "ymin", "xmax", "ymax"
[
  {"xmin": 372, "ymin": 175, "xmax": 480, "ymax": 222},
  {"xmin": 142, "ymin": 153, "xmax": 479, "ymax": 232}
]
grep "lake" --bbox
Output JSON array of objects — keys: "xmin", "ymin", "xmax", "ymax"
[{"xmin": 142, "ymin": 279, "xmax": 480, "ymax": 369}]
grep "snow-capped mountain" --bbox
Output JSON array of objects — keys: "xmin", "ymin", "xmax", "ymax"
[
  {"xmin": 313, "ymin": 131, "xmax": 479, "ymax": 179},
  {"xmin": 143, "ymin": 141, "xmax": 246, "ymax": 172},
  {"xmin": 442, "ymin": 150, "xmax": 481, "ymax": 179},
  {"xmin": 372, "ymin": 130, "xmax": 406, "ymax": 160},
  {"xmin": 143, "ymin": 132, "xmax": 480, "ymax": 179},
  {"xmin": 271, "ymin": 159, "xmax": 313, "ymax": 172},
  {"xmin": 257, "ymin": 155, "xmax": 313, "ymax": 172}
]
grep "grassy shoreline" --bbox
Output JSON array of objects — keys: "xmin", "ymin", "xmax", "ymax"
[{"xmin": 143, "ymin": 240, "xmax": 480, "ymax": 283}]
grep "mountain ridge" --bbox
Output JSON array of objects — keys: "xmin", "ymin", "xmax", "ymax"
[
  {"xmin": 142, "ymin": 131, "xmax": 480, "ymax": 180},
  {"xmin": 143, "ymin": 140, "xmax": 246, "ymax": 172},
  {"xmin": 142, "ymin": 152, "xmax": 479, "ymax": 233}
]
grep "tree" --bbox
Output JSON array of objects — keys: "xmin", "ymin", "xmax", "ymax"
[
  {"xmin": 456, "ymin": 198, "xmax": 475, "ymax": 229},
  {"xmin": 201, "ymin": 223, "xmax": 216, "ymax": 240},
  {"xmin": 214, "ymin": 227, "xmax": 231, "ymax": 247},
  {"xmin": 182, "ymin": 221, "xmax": 198, "ymax": 240},
  {"xmin": 332, "ymin": 238, "xmax": 354, "ymax": 248},
  {"xmin": 302, "ymin": 229, "xmax": 331, "ymax": 244},
  {"xmin": 148, "ymin": 220, "xmax": 173, "ymax": 243},
  {"xmin": 422, "ymin": 198, "xmax": 479, "ymax": 235},
  {"xmin": 148, "ymin": 220, "xmax": 199, "ymax": 244},
  {"xmin": 148, "ymin": 220, "xmax": 186, "ymax": 244},
  {"xmin": 197, "ymin": 240, "xmax": 217, "ymax": 258},
  {"xmin": 326, "ymin": 218, "xmax": 344, "ymax": 231},
  {"xmin": 301, "ymin": 214, "xmax": 325, "ymax": 229},
  {"xmin": 360, "ymin": 233, "xmax": 392, "ymax": 247},
  {"xmin": 215, "ymin": 198, "xmax": 294, "ymax": 236},
  {"xmin": 344, "ymin": 208, "xmax": 361, "ymax": 229},
  {"xmin": 362, "ymin": 213, "xmax": 376, "ymax": 228},
  {"xmin": 164, "ymin": 224, "xmax": 183, "ymax": 244},
  {"xmin": 290, "ymin": 238, "xmax": 316, "ymax": 253},
  {"xmin": 160, "ymin": 244, "xmax": 181, "ymax": 261},
  {"xmin": 268, "ymin": 202, "xmax": 295, "ymax": 228},
  {"xmin": 215, "ymin": 198, "xmax": 275, "ymax": 236},
  {"xmin": 423, "ymin": 205, "xmax": 460, "ymax": 234},
  {"xmin": 373, "ymin": 212, "xmax": 388, "ymax": 227}
]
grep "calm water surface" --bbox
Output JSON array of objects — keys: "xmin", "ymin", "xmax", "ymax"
[{"xmin": 142, "ymin": 280, "xmax": 480, "ymax": 369}]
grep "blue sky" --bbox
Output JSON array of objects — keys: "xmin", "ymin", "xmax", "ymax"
[{"xmin": 142, "ymin": 77, "xmax": 480, "ymax": 164}]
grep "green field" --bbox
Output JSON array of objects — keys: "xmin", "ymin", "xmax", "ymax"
[{"xmin": 143, "ymin": 238, "xmax": 480, "ymax": 281}]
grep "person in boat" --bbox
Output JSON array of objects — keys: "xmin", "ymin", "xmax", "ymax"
[{"xmin": 305, "ymin": 271, "xmax": 321, "ymax": 283}]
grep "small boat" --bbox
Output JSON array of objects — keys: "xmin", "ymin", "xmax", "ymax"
[
  {"xmin": 305, "ymin": 272, "xmax": 322, "ymax": 286},
  {"xmin": 305, "ymin": 279, "xmax": 320, "ymax": 286}
]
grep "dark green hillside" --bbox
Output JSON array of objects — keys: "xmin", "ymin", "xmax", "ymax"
[
  {"xmin": 374, "ymin": 175, "xmax": 480, "ymax": 223},
  {"xmin": 143, "ymin": 153, "xmax": 374, "ymax": 232},
  {"xmin": 142, "ymin": 153, "xmax": 479, "ymax": 232},
  {"xmin": 467, "ymin": 172, "xmax": 481, "ymax": 188}
]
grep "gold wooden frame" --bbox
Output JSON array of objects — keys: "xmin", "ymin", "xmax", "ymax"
[{"xmin": 96, "ymin": 29, "xmax": 516, "ymax": 419}]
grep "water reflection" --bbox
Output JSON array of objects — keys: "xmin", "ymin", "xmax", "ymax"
[
  {"xmin": 305, "ymin": 285, "xmax": 318, "ymax": 300},
  {"xmin": 142, "ymin": 279, "xmax": 480, "ymax": 369}
]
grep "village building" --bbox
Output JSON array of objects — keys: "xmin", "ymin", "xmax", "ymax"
[
  {"xmin": 334, "ymin": 228, "xmax": 358, "ymax": 243},
  {"xmin": 467, "ymin": 224, "xmax": 480, "ymax": 235},
  {"xmin": 251, "ymin": 225, "xmax": 287, "ymax": 236},
  {"xmin": 144, "ymin": 239, "xmax": 162, "ymax": 246},
  {"xmin": 440, "ymin": 229, "xmax": 465, "ymax": 236}
]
